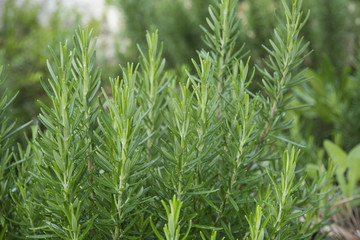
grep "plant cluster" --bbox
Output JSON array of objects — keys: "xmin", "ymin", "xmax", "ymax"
[{"xmin": 1, "ymin": 0, "xmax": 340, "ymax": 239}]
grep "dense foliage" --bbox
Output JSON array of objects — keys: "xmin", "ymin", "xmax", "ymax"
[{"xmin": 1, "ymin": 0, "xmax": 360, "ymax": 239}]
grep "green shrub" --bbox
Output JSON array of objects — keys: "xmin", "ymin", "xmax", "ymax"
[{"xmin": 0, "ymin": 0, "xmax": 337, "ymax": 239}]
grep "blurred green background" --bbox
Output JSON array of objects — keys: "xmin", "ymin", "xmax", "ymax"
[{"xmin": 1, "ymin": 0, "xmax": 360, "ymax": 155}]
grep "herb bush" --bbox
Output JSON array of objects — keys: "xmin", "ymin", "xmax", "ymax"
[{"xmin": 0, "ymin": 0, "xmax": 337, "ymax": 239}]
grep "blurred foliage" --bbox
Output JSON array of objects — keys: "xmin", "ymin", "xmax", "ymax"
[
  {"xmin": 294, "ymin": 57, "xmax": 360, "ymax": 152},
  {"xmin": 0, "ymin": 0, "xmax": 73, "ymax": 120},
  {"xmin": 240, "ymin": 0, "xmax": 277, "ymax": 65},
  {"xmin": 290, "ymin": 0, "xmax": 360, "ymax": 158},
  {"xmin": 324, "ymin": 140, "xmax": 360, "ymax": 198},
  {"xmin": 240, "ymin": 0, "xmax": 360, "ymax": 72},
  {"xmin": 302, "ymin": 0, "xmax": 358, "ymax": 73},
  {"xmin": 0, "ymin": 0, "xmax": 105, "ymax": 124},
  {"xmin": 113, "ymin": 0, "xmax": 211, "ymax": 69}
]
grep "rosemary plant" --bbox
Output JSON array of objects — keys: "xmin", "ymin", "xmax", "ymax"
[
  {"xmin": 0, "ymin": 66, "xmax": 17, "ymax": 238},
  {"xmin": 0, "ymin": 66, "xmax": 31, "ymax": 238},
  {"xmin": 245, "ymin": 205, "xmax": 268, "ymax": 240},
  {"xmin": 137, "ymin": 31, "xmax": 170, "ymax": 161},
  {"xmin": 188, "ymin": 55, "xmax": 220, "ymax": 191},
  {"xmin": 0, "ymin": 66, "xmax": 13, "ymax": 237},
  {"xmin": 157, "ymin": 78, "xmax": 197, "ymax": 201},
  {"xmin": 257, "ymin": 0, "xmax": 310, "ymax": 147},
  {"xmin": 10, "ymin": 126, "xmax": 43, "ymax": 238},
  {"xmin": 0, "ymin": 0, "xmax": 338, "ymax": 239},
  {"xmin": 150, "ymin": 195, "xmax": 191, "ymax": 240},
  {"xmin": 93, "ymin": 63, "xmax": 149, "ymax": 239},
  {"xmin": 34, "ymin": 28, "xmax": 99, "ymax": 239},
  {"xmin": 200, "ymin": 0, "xmax": 246, "ymax": 118}
]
